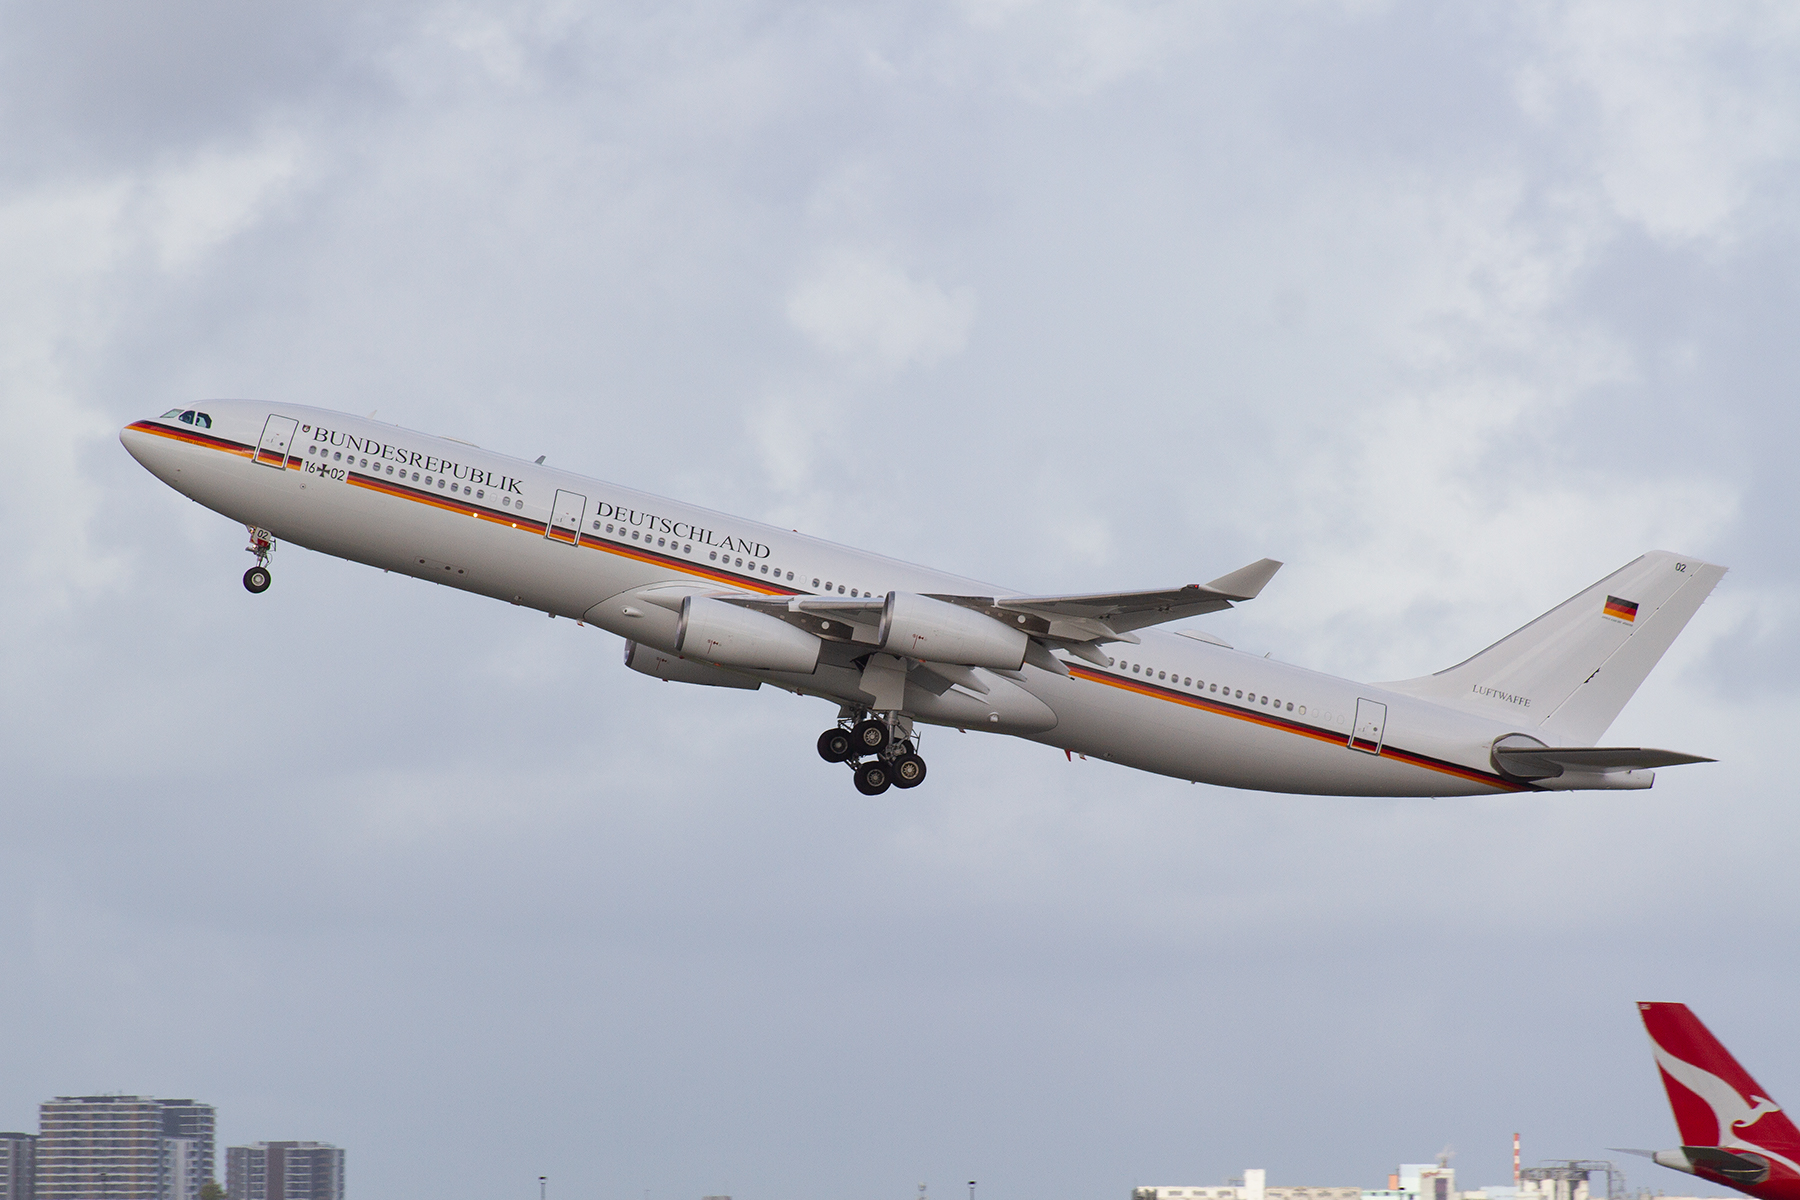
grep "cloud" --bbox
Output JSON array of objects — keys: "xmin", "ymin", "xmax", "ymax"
[
  {"xmin": 1518, "ymin": 0, "xmax": 1800, "ymax": 243},
  {"xmin": 5, "ymin": 4, "xmax": 1800, "ymax": 1198},
  {"xmin": 786, "ymin": 247, "xmax": 977, "ymax": 371}
]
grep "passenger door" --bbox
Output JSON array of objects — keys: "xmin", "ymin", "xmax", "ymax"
[
  {"xmin": 1349, "ymin": 698, "xmax": 1388, "ymax": 755},
  {"xmin": 255, "ymin": 415, "xmax": 299, "ymax": 469},
  {"xmin": 547, "ymin": 489, "xmax": 586, "ymax": 545}
]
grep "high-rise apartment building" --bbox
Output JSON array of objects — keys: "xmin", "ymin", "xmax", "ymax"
[
  {"xmin": 0, "ymin": 1133, "xmax": 35, "ymax": 1200},
  {"xmin": 225, "ymin": 1144, "xmax": 342, "ymax": 1200},
  {"xmin": 36, "ymin": 1096, "xmax": 215, "ymax": 1200}
]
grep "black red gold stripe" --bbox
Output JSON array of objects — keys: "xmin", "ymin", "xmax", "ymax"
[
  {"xmin": 138, "ymin": 415, "xmax": 1522, "ymax": 791},
  {"xmin": 127, "ymin": 419, "xmax": 256, "ymax": 458},
  {"xmin": 1066, "ymin": 663, "xmax": 1531, "ymax": 792}
]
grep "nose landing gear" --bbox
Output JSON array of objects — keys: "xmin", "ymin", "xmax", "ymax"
[
  {"xmin": 817, "ymin": 711, "xmax": 927, "ymax": 795},
  {"xmin": 242, "ymin": 526, "xmax": 275, "ymax": 593}
]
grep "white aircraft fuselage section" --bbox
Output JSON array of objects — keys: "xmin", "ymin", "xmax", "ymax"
[{"xmin": 122, "ymin": 400, "xmax": 1724, "ymax": 798}]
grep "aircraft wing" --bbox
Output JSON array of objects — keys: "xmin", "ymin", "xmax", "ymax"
[
  {"xmin": 717, "ymin": 558, "xmax": 1282, "ymax": 667},
  {"xmin": 1492, "ymin": 744, "xmax": 1715, "ymax": 781},
  {"xmin": 980, "ymin": 557, "xmax": 1283, "ymax": 639}
]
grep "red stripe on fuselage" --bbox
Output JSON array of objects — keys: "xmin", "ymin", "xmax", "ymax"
[{"xmin": 1066, "ymin": 664, "xmax": 1527, "ymax": 791}]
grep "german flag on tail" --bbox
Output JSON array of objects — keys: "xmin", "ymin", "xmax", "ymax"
[{"xmin": 1603, "ymin": 595, "xmax": 1639, "ymax": 623}]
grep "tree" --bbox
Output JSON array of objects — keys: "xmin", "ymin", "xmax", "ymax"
[{"xmin": 199, "ymin": 1182, "xmax": 227, "ymax": 1200}]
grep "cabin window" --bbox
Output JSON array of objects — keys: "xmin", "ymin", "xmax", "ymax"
[
  {"xmin": 761, "ymin": 564, "xmax": 769, "ymax": 574},
  {"xmin": 1286, "ymin": 702, "xmax": 1294, "ymax": 711},
  {"xmin": 684, "ymin": 544, "xmax": 693, "ymax": 553},
  {"xmin": 333, "ymin": 451, "xmax": 342, "ymax": 460},
  {"xmin": 308, "ymin": 445, "xmax": 316, "ymax": 455},
  {"xmin": 1208, "ymin": 683, "xmax": 1216, "ymax": 691},
  {"xmin": 709, "ymin": 551, "xmax": 718, "ymax": 560},
  {"xmin": 1132, "ymin": 664, "xmax": 1140, "ymax": 674},
  {"xmin": 823, "ymin": 581, "xmax": 832, "ymax": 590},
  {"xmin": 1183, "ymin": 677, "xmax": 1191, "ymax": 686},
  {"xmin": 813, "ymin": 578, "xmax": 821, "ymax": 587},
  {"xmin": 591, "ymin": 520, "xmax": 600, "ymax": 530},
  {"xmin": 631, "ymin": 530, "xmax": 639, "ymax": 539},
  {"xmin": 837, "ymin": 584, "xmax": 846, "ymax": 594},
  {"xmin": 476, "ymin": 488, "xmax": 484, "ymax": 498},
  {"xmin": 786, "ymin": 571, "xmax": 794, "ymax": 581},
  {"xmin": 437, "ymin": 479, "xmax": 445, "ymax": 489},
  {"xmin": 424, "ymin": 475, "xmax": 431, "ymax": 484},
  {"xmin": 385, "ymin": 465, "xmax": 394, "ymax": 475},
  {"xmin": 410, "ymin": 472, "xmax": 419, "ymax": 481},
  {"xmin": 1158, "ymin": 671, "xmax": 1166, "ymax": 680},
  {"xmin": 1298, "ymin": 705, "xmax": 1306, "ymax": 715},
  {"xmin": 656, "ymin": 537, "xmax": 665, "ymax": 547},
  {"xmin": 1234, "ymin": 689, "xmax": 1242, "ymax": 698},
  {"xmin": 1260, "ymin": 696, "xmax": 1268, "ymax": 705}
]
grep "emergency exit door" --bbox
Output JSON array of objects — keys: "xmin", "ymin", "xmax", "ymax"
[
  {"xmin": 547, "ymin": 489, "xmax": 587, "ymax": 545},
  {"xmin": 255, "ymin": 415, "xmax": 299, "ymax": 468},
  {"xmin": 1349, "ymin": 698, "xmax": 1388, "ymax": 755}
]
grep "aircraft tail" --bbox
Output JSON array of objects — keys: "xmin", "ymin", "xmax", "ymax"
[
  {"xmin": 1382, "ymin": 551, "xmax": 1726, "ymax": 744},
  {"xmin": 1637, "ymin": 1002, "xmax": 1800, "ymax": 1196}
]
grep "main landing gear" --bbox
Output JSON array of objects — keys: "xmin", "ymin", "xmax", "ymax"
[
  {"xmin": 243, "ymin": 525, "xmax": 275, "ymax": 593},
  {"xmin": 816, "ymin": 713, "xmax": 927, "ymax": 796}
]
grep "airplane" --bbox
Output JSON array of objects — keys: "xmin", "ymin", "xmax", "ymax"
[
  {"xmin": 1622, "ymin": 1003, "xmax": 1800, "ymax": 1200},
  {"xmin": 121, "ymin": 400, "xmax": 1726, "ymax": 797}
]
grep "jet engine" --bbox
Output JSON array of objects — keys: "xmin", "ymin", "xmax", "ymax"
[
  {"xmin": 677, "ymin": 595, "xmax": 821, "ymax": 673},
  {"xmin": 624, "ymin": 641, "xmax": 761, "ymax": 690},
  {"xmin": 878, "ymin": 591, "xmax": 1029, "ymax": 670}
]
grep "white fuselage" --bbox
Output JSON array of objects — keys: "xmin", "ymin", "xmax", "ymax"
[{"xmin": 123, "ymin": 400, "xmax": 1550, "ymax": 797}]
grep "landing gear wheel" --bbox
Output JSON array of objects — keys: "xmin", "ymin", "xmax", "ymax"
[
  {"xmin": 854, "ymin": 761, "xmax": 892, "ymax": 796},
  {"xmin": 852, "ymin": 719, "xmax": 889, "ymax": 755},
  {"xmin": 243, "ymin": 566, "xmax": 272, "ymax": 594},
  {"xmin": 817, "ymin": 728, "xmax": 853, "ymax": 763},
  {"xmin": 891, "ymin": 753, "xmax": 927, "ymax": 789}
]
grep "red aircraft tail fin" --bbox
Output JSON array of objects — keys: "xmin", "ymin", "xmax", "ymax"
[{"xmin": 1640, "ymin": 1002, "xmax": 1800, "ymax": 1159}]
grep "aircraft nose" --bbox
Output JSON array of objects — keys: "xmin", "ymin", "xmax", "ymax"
[{"xmin": 120, "ymin": 417, "xmax": 179, "ymax": 481}]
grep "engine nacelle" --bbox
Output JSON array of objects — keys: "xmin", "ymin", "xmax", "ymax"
[
  {"xmin": 879, "ymin": 591, "xmax": 1029, "ymax": 670},
  {"xmin": 624, "ymin": 641, "xmax": 761, "ymax": 690},
  {"xmin": 676, "ymin": 595, "xmax": 821, "ymax": 673}
]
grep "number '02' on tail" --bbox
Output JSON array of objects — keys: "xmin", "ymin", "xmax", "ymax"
[{"xmin": 1382, "ymin": 551, "xmax": 1726, "ymax": 744}]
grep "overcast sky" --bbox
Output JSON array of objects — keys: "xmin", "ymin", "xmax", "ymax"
[{"xmin": 3, "ymin": 2, "xmax": 1798, "ymax": 1199}]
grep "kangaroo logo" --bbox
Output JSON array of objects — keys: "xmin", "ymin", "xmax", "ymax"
[{"xmin": 1652, "ymin": 1040, "xmax": 1800, "ymax": 1176}]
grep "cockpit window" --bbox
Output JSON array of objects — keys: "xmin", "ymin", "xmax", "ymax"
[
  {"xmin": 161, "ymin": 408, "xmax": 183, "ymax": 418},
  {"xmin": 194, "ymin": 412, "xmax": 211, "ymax": 428},
  {"xmin": 179, "ymin": 410, "xmax": 196, "ymax": 424}
]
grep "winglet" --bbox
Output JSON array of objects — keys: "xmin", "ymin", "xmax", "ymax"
[{"xmin": 1204, "ymin": 558, "xmax": 1282, "ymax": 601}]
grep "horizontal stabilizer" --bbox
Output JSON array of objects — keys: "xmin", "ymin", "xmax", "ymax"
[{"xmin": 1493, "ymin": 742, "xmax": 1714, "ymax": 781}]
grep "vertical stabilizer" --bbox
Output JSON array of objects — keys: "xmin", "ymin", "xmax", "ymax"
[
  {"xmin": 1382, "ymin": 552, "xmax": 1725, "ymax": 744},
  {"xmin": 1641, "ymin": 1007, "xmax": 1800, "ymax": 1165}
]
